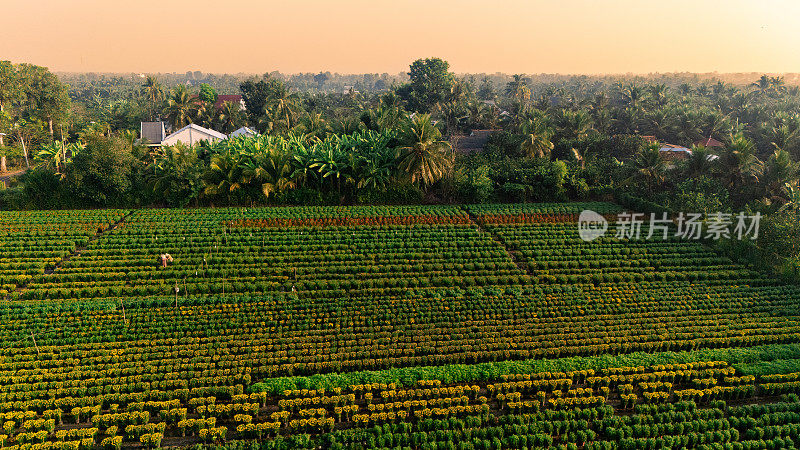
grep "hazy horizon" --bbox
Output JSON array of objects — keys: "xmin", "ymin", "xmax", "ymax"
[{"xmin": 3, "ymin": 0, "xmax": 800, "ymax": 74}]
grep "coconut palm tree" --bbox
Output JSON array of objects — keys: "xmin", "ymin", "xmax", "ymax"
[
  {"xmin": 141, "ymin": 76, "xmax": 164, "ymax": 120},
  {"xmin": 263, "ymin": 84, "xmax": 301, "ymax": 134},
  {"xmin": 505, "ymin": 75, "xmax": 531, "ymax": 103},
  {"xmin": 648, "ymin": 83, "xmax": 670, "ymax": 107},
  {"xmin": 163, "ymin": 85, "xmax": 194, "ymax": 129},
  {"xmin": 297, "ymin": 113, "xmax": 330, "ymax": 142},
  {"xmin": 518, "ymin": 110, "xmax": 554, "ymax": 159},
  {"xmin": 767, "ymin": 114, "xmax": 800, "ymax": 159},
  {"xmin": 616, "ymin": 82, "xmax": 647, "ymax": 109},
  {"xmin": 201, "ymin": 153, "xmax": 240, "ymax": 203},
  {"xmin": 669, "ymin": 107, "xmax": 703, "ymax": 145},
  {"xmin": 216, "ymin": 101, "xmax": 246, "ymax": 134},
  {"xmin": 779, "ymin": 182, "xmax": 800, "ymax": 213},
  {"xmin": 762, "ymin": 149, "xmax": 800, "ymax": 202},
  {"xmin": 627, "ymin": 144, "xmax": 667, "ymax": 194},
  {"xmin": 397, "ymin": 114, "xmax": 453, "ymax": 187},
  {"xmin": 683, "ymin": 145, "xmax": 715, "ymax": 181},
  {"xmin": 555, "ymin": 109, "xmax": 593, "ymax": 141},
  {"xmin": 715, "ymin": 132, "xmax": 764, "ymax": 202}
]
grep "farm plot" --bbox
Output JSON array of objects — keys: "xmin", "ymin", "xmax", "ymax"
[
  {"xmin": 467, "ymin": 203, "xmax": 765, "ymax": 285},
  {"xmin": 19, "ymin": 207, "xmax": 524, "ymax": 301},
  {"xmin": 2, "ymin": 202, "xmax": 800, "ymax": 449},
  {"xmin": 0, "ymin": 210, "xmax": 127, "ymax": 298}
]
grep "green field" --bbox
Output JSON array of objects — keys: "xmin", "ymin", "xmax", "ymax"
[{"xmin": 2, "ymin": 204, "xmax": 800, "ymax": 449}]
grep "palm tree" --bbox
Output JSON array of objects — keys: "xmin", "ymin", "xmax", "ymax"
[
  {"xmin": 201, "ymin": 153, "xmax": 240, "ymax": 203},
  {"xmin": 678, "ymin": 83, "xmax": 693, "ymax": 96},
  {"xmin": 356, "ymin": 142, "xmax": 397, "ymax": 192},
  {"xmin": 148, "ymin": 144, "xmax": 202, "ymax": 207},
  {"xmin": 242, "ymin": 146, "xmax": 297, "ymax": 200},
  {"xmin": 397, "ymin": 114, "xmax": 453, "ymax": 187},
  {"xmin": 669, "ymin": 107, "xmax": 703, "ymax": 145},
  {"xmin": 778, "ymin": 182, "xmax": 800, "ymax": 213},
  {"xmin": 627, "ymin": 144, "xmax": 667, "ymax": 193},
  {"xmin": 435, "ymin": 100, "xmax": 465, "ymax": 137},
  {"xmin": 141, "ymin": 76, "xmax": 164, "ymax": 120},
  {"xmin": 465, "ymin": 100, "xmax": 488, "ymax": 129},
  {"xmin": 555, "ymin": 109, "xmax": 593, "ymax": 141},
  {"xmin": 683, "ymin": 145, "xmax": 715, "ymax": 181},
  {"xmin": 263, "ymin": 84, "xmax": 300, "ymax": 134},
  {"xmin": 762, "ymin": 149, "xmax": 800, "ymax": 202},
  {"xmin": 751, "ymin": 74, "xmax": 784, "ymax": 96},
  {"xmin": 767, "ymin": 114, "xmax": 800, "ymax": 158},
  {"xmin": 163, "ymin": 85, "xmax": 194, "ymax": 129},
  {"xmin": 617, "ymin": 82, "xmax": 647, "ymax": 109},
  {"xmin": 648, "ymin": 83, "xmax": 670, "ymax": 107},
  {"xmin": 192, "ymin": 101, "xmax": 215, "ymax": 129},
  {"xmin": 505, "ymin": 75, "xmax": 531, "ymax": 103},
  {"xmin": 518, "ymin": 110, "xmax": 555, "ymax": 158},
  {"xmin": 716, "ymin": 132, "xmax": 764, "ymax": 199},
  {"xmin": 216, "ymin": 101, "xmax": 246, "ymax": 134},
  {"xmin": 297, "ymin": 113, "xmax": 330, "ymax": 142}
]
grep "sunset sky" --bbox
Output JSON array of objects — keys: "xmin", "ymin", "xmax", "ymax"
[{"xmin": 2, "ymin": 0, "xmax": 800, "ymax": 74}]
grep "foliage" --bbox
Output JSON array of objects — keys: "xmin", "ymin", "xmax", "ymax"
[
  {"xmin": 396, "ymin": 58, "xmax": 454, "ymax": 113},
  {"xmin": 64, "ymin": 135, "xmax": 137, "ymax": 206}
]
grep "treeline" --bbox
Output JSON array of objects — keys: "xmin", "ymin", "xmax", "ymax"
[
  {"xmin": 6, "ymin": 114, "xmax": 451, "ymax": 209},
  {"xmin": 0, "ymin": 62, "xmax": 70, "ymax": 171},
  {"xmin": 1, "ymin": 58, "xmax": 799, "ymax": 266}
]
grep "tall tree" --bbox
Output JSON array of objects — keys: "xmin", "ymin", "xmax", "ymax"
[
  {"xmin": 716, "ymin": 132, "xmax": 764, "ymax": 203},
  {"xmin": 397, "ymin": 114, "xmax": 453, "ymax": 187},
  {"xmin": 518, "ymin": 110, "xmax": 555, "ymax": 159},
  {"xmin": 505, "ymin": 75, "xmax": 532, "ymax": 103},
  {"xmin": 0, "ymin": 61, "xmax": 19, "ymax": 148},
  {"xmin": 163, "ymin": 85, "xmax": 194, "ymax": 129},
  {"xmin": 627, "ymin": 144, "xmax": 667, "ymax": 194},
  {"xmin": 17, "ymin": 64, "xmax": 70, "ymax": 139},
  {"xmin": 396, "ymin": 58, "xmax": 454, "ymax": 113},
  {"xmin": 216, "ymin": 101, "xmax": 246, "ymax": 133},
  {"xmin": 263, "ymin": 81, "xmax": 300, "ymax": 134},
  {"xmin": 140, "ymin": 76, "xmax": 164, "ymax": 121}
]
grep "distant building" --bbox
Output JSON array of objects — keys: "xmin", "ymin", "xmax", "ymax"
[
  {"xmin": 694, "ymin": 137, "xmax": 724, "ymax": 148},
  {"xmin": 161, "ymin": 124, "xmax": 227, "ymax": 147},
  {"xmin": 214, "ymin": 95, "xmax": 246, "ymax": 111},
  {"xmin": 658, "ymin": 143, "xmax": 692, "ymax": 161},
  {"xmin": 452, "ymin": 129, "xmax": 498, "ymax": 154},
  {"xmin": 139, "ymin": 121, "xmax": 166, "ymax": 147},
  {"xmin": 230, "ymin": 126, "xmax": 258, "ymax": 138}
]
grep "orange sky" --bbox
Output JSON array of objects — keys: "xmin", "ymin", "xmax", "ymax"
[{"xmin": 2, "ymin": 0, "xmax": 800, "ymax": 74}]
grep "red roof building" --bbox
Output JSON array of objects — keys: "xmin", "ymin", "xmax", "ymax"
[
  {"xmin": 214, "ymin": 95, "xmax": 245, "ymax": 111},
  {"xmin": 694, "ymin": 137, "xmax": 724, "ymax": 148}
]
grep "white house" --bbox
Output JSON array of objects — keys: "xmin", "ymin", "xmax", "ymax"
[
  {"xmin": 229, "ymin": 126, "xmax": 258, "ymax": 138},
  {"xmin": 161, "ymin": 124, "xmax": 227, "ymax": 147}
]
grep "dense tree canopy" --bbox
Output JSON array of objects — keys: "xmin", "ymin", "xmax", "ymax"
[{"xmin": 2, "ymin": 57, "xmax": 800, "ymax": 270}]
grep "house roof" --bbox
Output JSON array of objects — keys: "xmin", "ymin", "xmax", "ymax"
[
  {"xmin": 694, "ymin": 137, "xmax": 724, "ymax": 148},
  {"xmin": 230, "ymin": 126, "xmax": 258, "ymax": 138},
  {"xmin": 659, "ymin": 144, "xmax": 692, "ymax": 153},
  {"xmin": 161, "ymin": 124, "xmax": 227, "ymax": 146},
  {"xmin": 214, "ymin": 95, "xmax": 244, "ymax": 110},
  {"xmin": 140, "ymin": 121, "xmax": 166, "ymax": 145}
]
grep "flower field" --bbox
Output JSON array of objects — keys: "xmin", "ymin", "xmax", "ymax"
[
  {"xmin": 0, "ymin": 210, "xmax": 127, "ymax": 298},
  {"xmin": 2, "ymin": 203, "xmax": 800, "ymax": 449}
]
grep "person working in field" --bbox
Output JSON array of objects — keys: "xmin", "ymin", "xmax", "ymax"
[{"xmin": 159, "ymin": 253, "xmax": 173, "ymax": 268}]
